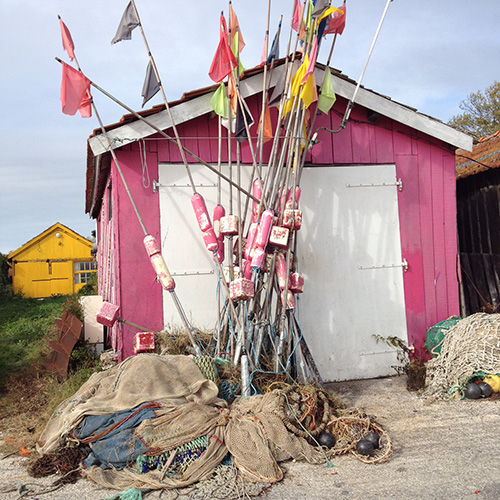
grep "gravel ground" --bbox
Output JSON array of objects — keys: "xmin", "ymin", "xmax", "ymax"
[{"xmin": 1, "ymin": 375, "xmax": 499, "ymax": 499}]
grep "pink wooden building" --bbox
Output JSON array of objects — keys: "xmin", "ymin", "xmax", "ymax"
[{"xmin": 85, "ymin": 61, "xmax": 471, "ymax": 381}]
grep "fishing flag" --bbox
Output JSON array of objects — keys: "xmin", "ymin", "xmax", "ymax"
[
  {"xmin": 312, "ymin": 0, "xmax": 331, "ymax": 18},
  {"xmin": 209, "ymin": 14, "xmax": 237, "ymax": 83},
  {"xmin": 59, "ymin": 17, "xmax": 75, "ymax": 61},
  {"xmin": 259, "ymin": 34, "xmax": 268, "ymax": 66},
  {"xmin": 258, "ymin": 101, "xmax": 273, "ymax": 144},
  {"xmin": 111, "ymin": 1, "xmax": 140, "ymax": 44},
  {"xmin": 282, "ymin": 57, "xmax": 308, "ymax": 116},
  {"xmin": 60, "ymin": 61, "xmax": 92, "ymax": 117},
  {"xmin": 235, "ymin": 98, "xmax": 254, "ymax": 143},
  {"xmin": 292, "ymin": 0, "xmax": 303, "ymax": 32},
  {"xmin": 229, "ymin": 3, "xmax": 245, "ymax": 53},
  {"xmin": 300, "ymin": 72, "xmax": 318, "ymax": 110},
  {"xmin": 211, "ymin": 82, "xmax": 229, "ymax": 118},
  {"xmin": 324, "ymin": 2, "xmax": 346, "ymax": 35},
  {"xmin": 301, "ymin": 36, "xmax": 318, "ymax": 84},
  {"xmin": 266, "ymin": 21, "xmax": 281, "ymax": 64},
  {"xmin": 141, "ymin": 61, "xmax": 160, "ymax": 107},
  {"xmin": 317, "ymin": 68, "xmax": 336, "ymax": 114}
]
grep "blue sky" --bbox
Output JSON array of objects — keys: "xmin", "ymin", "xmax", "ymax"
[{"xmin": 1, "ymin": 0, "xmax": 499, "ymax": 254}]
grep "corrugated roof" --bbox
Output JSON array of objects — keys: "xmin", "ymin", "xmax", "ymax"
[{"xmin": 456, "ymin": 131, "xmax": 500, "ymax": 180}]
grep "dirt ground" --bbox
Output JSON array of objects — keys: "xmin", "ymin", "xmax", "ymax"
[{"xmin": 1, "ymin": 375, "xmax": 499, "ymax": 499}]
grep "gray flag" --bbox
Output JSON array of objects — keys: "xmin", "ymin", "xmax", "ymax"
[
  {"xmin": 312, "ymin": 0, "xmax": 331, "ymax": 17},
  {"xmin": 142, "ymin": 61, "xmax": 160, "ymax": 107},
  {"xmin": 111, "ymin": 1, "xmax": 140, "ymax": 44}
]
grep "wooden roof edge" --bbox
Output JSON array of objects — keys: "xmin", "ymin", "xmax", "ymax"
[{"xmin": 7, "ymin": 223, "xmax": 92, "ymax": 260}]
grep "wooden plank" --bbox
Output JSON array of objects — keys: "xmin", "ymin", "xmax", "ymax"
[
  {"xmin": 485, "ymin": 185, "xmax": 500, "ymax": 253},
  {"xmin": 373, "ymin": 118, "xmax": 395, "ymax": 164},
  {"xmin": 483, "ymin": 254, "xmax": 500, "ymax": 312},
  {"xmin": 309, "ymin": 109, "xmax": 333, "ymax": 164},
  {"xmin": 394, "ymin": 153, "xmax": 426, "ymax": 347},
  {"xmin": 351, "ymin": 119, "xmax": 373, "ymax": 164},
  {"xmin": 491, "ymin": 254, "xmax": 500, "ymax": 312},
  {"xmin": 469, "ymin": 253, "xmax": 491, "ymax": 312},
  {"xmin": 332, "ymin": 101, "xmax": 353, "ymax": 164}
]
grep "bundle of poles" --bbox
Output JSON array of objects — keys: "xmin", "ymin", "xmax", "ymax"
[{"xmin": 58, "ymin": 0, "xmax": 393, "ymax": 395}]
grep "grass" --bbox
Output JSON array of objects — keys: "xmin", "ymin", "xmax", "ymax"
[{"xmin": 0, "ymin": 293, "xmax": 100, "ymax": 453}]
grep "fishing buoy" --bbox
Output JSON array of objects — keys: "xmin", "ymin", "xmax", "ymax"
[
  {"xmin": 254, "ymin": 210, "xmax": 274, "ymax": 249},
  {"xmin": 149, "ymin": 253, "xmax": 176, "ymax": 291},
  {"xmin": 289, "ymin": 273, "xmax": 304, "ymax": 293},
  {"xmin": 281, "ymin": 290, "xmax": 295, "ymax": 310},
  {"xmin": 464, "ymin": 382, "xmax": 482, "ymax": 400},
  {"xmin": 244, "ymin": 223, "xmax": 258, "ymax": 259},
  {"xmin": 286, "ymin": 186, "xmax": 301, "ymax": 208},
  {"xmin": 483, "ymin": 374, "xmax": 500, "ymax": 393},
  {"xmin": 229, "ymin": 277, "xmax": 255, "ymax": 301},
  {"xmin": 143, "ymin": 234, "xmax": 161, "ymax": 256},
  {"xmin": 364, "ymin": 431, "xmax": 380, "ymax": 449},
  {"xmin": 478, "ymin": 381, "xmax": 492, "ymax": 398},
  {"xmin": 251, "ymin": 247, "xmax": 266, "ymax": 270},
  {"xmin": 276, "ymin": 252, "xmax": 287, "ymax": 289},
  {"xmin": 317, "ymin": 432, "xmax": 336, "ymax": 448},
  {"xmin": 202, "ymin": 228, "xmax": 218, "ymax": 253},
  {"xmin": 213, "ymin": 204, "xmax": 225, "ymax": 238},
  {"xmin": 252, "ymin": 179, "xmax": 262, "ymax": 223},
  {"xmin": 356, "ymin": 439, "xmax": 375, "ymax": 456},
  {"xmin": 268, "ymin": 226, "xmax": 289, "ymax": 249},
  {"xmin": 191, "ymin": 193, "xmax": 212, "ymax": 232},
  {"xmin": 220, "ymin": 214, "xmax": 239, "ymax": 236}
]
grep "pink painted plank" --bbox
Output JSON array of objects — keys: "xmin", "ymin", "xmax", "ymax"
[
  {"xmin": 331, "ymin": 101, "xmax": 353, "ymax": 164},
  {"xmin": 415, "ymin": 140, "xmax": 439, "ymax": 331},
  {"xmin": 392, "ymin": 122, "xmax": 413, "ymax": 156},
  {"xmin": 207, "ymin": 112, "xmax": 229, "ymax": 164},
  {"xmin": 351, "ymin": 122, "xmax": 373, "ymax": 163},
  {"xmin": 196, "ymin": 115, "xmax": 213, "ymax": 163},
  {"xmin": 395, "ymin": 153, "xmax": 427, "ymax": 349},
  {"xmin": 429, "ymin": 145, "xmax": 449, "ymax": 323}
]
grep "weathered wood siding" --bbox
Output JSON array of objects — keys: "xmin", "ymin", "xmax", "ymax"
[{"xmin": 457, "ymin": 169, "xmax": 500, "ymax": 314}]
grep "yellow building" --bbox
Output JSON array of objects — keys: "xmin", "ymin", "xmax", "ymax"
[{"xmin": 8, "ymin": 222, "xmax": 96, "ymax": 298}]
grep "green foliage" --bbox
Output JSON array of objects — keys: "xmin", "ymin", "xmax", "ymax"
[
  {"xmin": 448, "ymin": 81, "xmax": 500, "ymax": 140},
  {"xmin": 0, "ymin": 253, "xmax": 14, "ymax": 301},
  {"xmin": 0, "ymin": 295, "xmax": 66, "ymax": 390},
  {"xmin": 62, "ymin": 295, "xmax": 84, "ymax": 321},
  {"xmin": 79, "ymin": 272, "xmax": 98, "ymax": 296}
]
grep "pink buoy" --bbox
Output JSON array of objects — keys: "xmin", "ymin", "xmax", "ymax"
[
  {"xmin": 281, "ymin": 290, "xmax": 295, "ymax": 310},
  {"xmin": 268, "ymin": 226, "xmax": 289, "ymax": 249},
  {"xmin": 202, "ymin": 227, "xmax": 219, "ymax": 253},
  {"xmin": 213, "ymin": 204, "xmax": 226, "ymax": 239},
  {"xmin": 286, "ymin": 186, "xmax": 301, "ymax": 208},
  {"xmin": 229, "ymin": 277, "xmax": 255, "ymax": 301},
  {"xmin": 261, "ymin": 253, "xmax": 273, "ymax": 273},
  {"xmin": 252, "ymin": 179, "xmax": 262, "ymax": 223},
  {"xmin": 254, "ymin": 209, "xmax": 274, "ymax": 249},
  {"xmin": 283, "ymin": 209, "xmax": 294, "ymax": 229},
  {"xmin": 242, "ymin": 260, "xmax": 252, "ymax": 280},
  {"xmin": 149, "ymin": 253, "xmax": 176, "ymax": 290},
  {"xmin": 143, "ymin": 234, "xmax": 161, "ymax": 256},
  {"xmin": 133, "ymin": 332, "xmax": 155, "ymax": 354},
  {"xmin": 289, "ymin": 273, "xmax": 304, "ymax": 293},
  {"xmin": 294, "ymin": 209, "xmax": 303, "ymax": 230},
  {"xmin": 251, "ymin": 247, "xmax": 266, "ymax": 270},
  {"xmin": 97, "ymin": 301, "xmax": 120, "ymax": 327},
  {"xmin": 223, "ymin": 265, "xmax": 240, "ymax": 283},
  {"xmin": 244, "ymin": 222, "xmax": 258, "ymax": 259},
  {"xmin": 276, "ymin": 252, "xmax": 287, "ymax": 289},
  {"xmin": 191, "ymin": 192, "xmax": 212, "ymax": 232},
  {"xmin": 216, "ymin": 243, "xmax": 225, "ymax": 263},
  {"xmin": 220, "ymin": 214, "xmax": 239, "ymax": 236}
]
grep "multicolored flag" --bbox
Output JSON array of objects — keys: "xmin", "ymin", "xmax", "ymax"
[
  {"xmin": 60, "ymin": 61, "xmax": 92, "ymax": 117},
  {"xmin": 229, "ymin": 2, "xmax": 245, "ymax": 53},
  {"xmin": 209, "ymin": 14, "xmax": 237, "ymax": 83},
  {"xmin": 141, "ymin": 61, "xmax": 160, "ymax": 107},
  {"xmin": 59, "ymin": 17, "xmax": 75, "ymax": 61},
  {"xmin": 324, "ymin": 2, "xmax": 346, "ymax": 35},
  {"xmin": 111, "ymin": 1, "xmax": 140, "ymax": 44},
  {"xmin": 266, "ymin": 20, "xmax": 281, "ymax": 64},
  {"xmin": 301, "ymin": 36, "xmax": 318, "ymax": 84},
  {"xmin": 317, "ymin": 68, "xmax": 336, "ymax": 114}
]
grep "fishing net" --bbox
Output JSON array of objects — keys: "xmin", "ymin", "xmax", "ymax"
[
  {"xmin": 425, "ymin": 315, "xmax": 461, "ymax": 357},
  {"xmin": 424, "ymin": 313, "xmax": 500, "ymax": 396},
  {"xmin": 326, "ymin": 409, "xmax": 393, "ymax": 464}
]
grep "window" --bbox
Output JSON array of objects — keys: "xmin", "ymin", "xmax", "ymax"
[{"xmin": 74, "ymin": 261, "xmax": 97, "ymax": 284}]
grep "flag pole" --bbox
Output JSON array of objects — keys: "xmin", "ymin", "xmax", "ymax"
[{"xmin": 129, "ymin": 0, "xmax": 198, "ymax": 195}]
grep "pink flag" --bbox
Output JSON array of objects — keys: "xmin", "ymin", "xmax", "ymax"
[
  {"xmin": 60, "ymin": 62, "xmax": 92, "ymax": 117},
  {"xmin": 324, "ymin": 2, "xmax": 346, "ymax": 36},
  {"xmin": 301, "ymin": 36, "xmax": 318, "ymax": 84},
  {"xmin": 209, "ymin": 14, "xmax": 237, "ymax": 83},
  {"xmin": 59, "ymin": 17, "xmax": 75, "ymax": 61},
  {"xmin": 292, "ymin": 0, "xmax": 302, "ymax": 32}
]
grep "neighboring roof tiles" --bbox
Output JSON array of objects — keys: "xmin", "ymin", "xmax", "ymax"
[
  {"xmin": 456, "ymin": 131, "xmax": 500, "ymax": 180},
  {"xmin": 87, "ymin": 59, "xmax": 473, "ymax": 157}
]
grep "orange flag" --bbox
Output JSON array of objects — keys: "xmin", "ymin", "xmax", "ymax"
[
  {"xmin": 229, "ymin": 3, "xmax": 245, "ymax": 53},
  {"xmin": 60, "ymin": 62, "xmax": 92, "ymax": 117}
]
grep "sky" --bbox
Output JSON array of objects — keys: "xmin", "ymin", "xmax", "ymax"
[{"xmin": 1, "ymin": 0, "xmax": 499, "ymax": 255}]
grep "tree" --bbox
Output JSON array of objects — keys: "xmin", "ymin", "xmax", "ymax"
[{"xmin": 448, "ymin": 81, "xmax": 500, "ymax": 140}]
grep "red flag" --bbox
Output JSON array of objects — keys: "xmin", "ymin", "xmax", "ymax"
[
  {"xmin": 59, "ymin": 17, "xmax": 75, "ymax": 61},
  {"xmin": 60, "ymin": 62, "xmax": 92, "ymax": 117},
  {"xmin": 324, "ymin": 2, "xmax": 346, "ymax": 35},
  {"xmin": 292, "ymin": 0, "xmax": 302, "ymax": 32},
  {"xmin": 209, "ymin": 14, "xmax": 237, "ymax": 83}
]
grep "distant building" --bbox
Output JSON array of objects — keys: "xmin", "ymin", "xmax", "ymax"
[{"xmin": 7, "ymin": 222, "xmax": 96, "ymax": 298}]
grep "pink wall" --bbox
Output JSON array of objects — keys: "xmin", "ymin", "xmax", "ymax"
[{"xmin": 102, "ymin": 92, "xmax": 459, "ymax": 358}]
